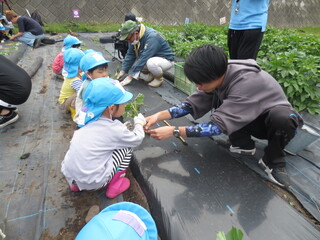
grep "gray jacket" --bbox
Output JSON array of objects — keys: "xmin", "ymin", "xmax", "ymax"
[{"xmin": 185, "ymin": 59, "xmax": 302, "ymax": 135}]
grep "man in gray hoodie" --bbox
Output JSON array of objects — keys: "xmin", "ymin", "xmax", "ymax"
[{"xmin": 144, "ymin": 44, "xmax": 303, "ymax": 188}]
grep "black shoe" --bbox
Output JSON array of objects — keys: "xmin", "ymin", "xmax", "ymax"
[
  {"xmin": 272, "ymin": 166, "xmax": 291, "ymax": 188},
  {"xmin": 33, "ymin": 38, "xmax": 42, "ymax": 48},
  {"xmin": 258, "ymin": 159, "xmax": 290, "ymax": 188},
  {"xmin": 9, "ymin": 107, "xmax": 18, "ymax": 113},
  {"xmin": 0, "ymin": 111, "xmax": 19, "ymax": 128},
  {"xmin": 41, "ymin": 37, "xmax": 56, "ymax": 44}
]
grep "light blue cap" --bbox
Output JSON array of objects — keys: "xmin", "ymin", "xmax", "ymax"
[
  {"xmin": 80, "ymin": 51, "xmax": 110, "ymax": 73},
  {"xmin": 63, "ymin": 35, "xmax": 82, "ymax": 49},
  {"xmin": 83, "ymin": 49, "xmax": 95, "ymax": 55},
  {"xmin": 81, "ymin": 77, "xmax": 133, "ymax": 125},
  {"xmin": 62, "ymin": 48, "xmax": 85, "ymax": 78},
  {"xmin": 76, "ymin": 202, "xmax": 158, "ymax": 240}
]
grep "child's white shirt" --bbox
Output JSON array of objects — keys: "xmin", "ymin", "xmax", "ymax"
[{"xmin": 61, "ymin": 116, "xmax": 144, "ymax": 190}]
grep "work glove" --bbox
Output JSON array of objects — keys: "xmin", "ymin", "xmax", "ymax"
[
  {"xmin": 134, "ymin": 113, "xmax": 146, "ymax": 127},
  {"xmin": 120, "ymin": 75, "xmax": 133, "ymax": 86},
  {"xmin": 115, "ymin": 70, "xmax": 126, "ymax": 80}
]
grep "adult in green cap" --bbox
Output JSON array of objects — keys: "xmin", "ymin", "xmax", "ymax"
[
  {"xmin": 119, "ymin": 20, "xmax": 138, "ymax": 41},
  {"xmin": 116, "ymin": 20, "xmax": 174, "ymax": 88}
]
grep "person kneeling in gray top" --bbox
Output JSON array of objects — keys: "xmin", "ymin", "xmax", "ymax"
[{"xmin": 145, "ymin": 44, "xmax": 303, "ymax": 189}]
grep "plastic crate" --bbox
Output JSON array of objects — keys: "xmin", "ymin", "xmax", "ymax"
[{"xmin": 174, "ymin": 62, "xmax": 197, "ymax": 95}]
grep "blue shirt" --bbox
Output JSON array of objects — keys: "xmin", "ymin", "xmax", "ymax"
[
  {"xmin": 17, "ymin": 16, "xmax": 44, "ymax": 35},
  {"xmin": 121, "ymin": 26, "xmax": 174, "ymax": 76},
  {"xmin": 229, "ymin": 0, "xmax": 270, "ymax": 32}
]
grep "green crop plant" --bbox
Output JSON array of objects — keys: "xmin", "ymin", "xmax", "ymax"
[
  {"xmin": 155, "ymin": 24, "xmax": 320, "ymax": 114},
  {"xmin": 258, "ymin": 27, "xmax": 320, "ymax": 114},
  {"xmin": 216, "ymin": 226, "xmax": 243, "ymax": 240},
  {"xmin": 123, "ymin": 93, "xmax": 145, "ymax": 119}
]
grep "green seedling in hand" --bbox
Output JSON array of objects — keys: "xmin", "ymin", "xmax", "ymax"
[{"xmin": 123, "ymin": 93, "xmax": 145, "ymax": 119}]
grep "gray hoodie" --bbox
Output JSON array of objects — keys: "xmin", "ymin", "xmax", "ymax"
[{"xmin": 185, "ymin": 59, "xmax": 301, "ymax": 135}]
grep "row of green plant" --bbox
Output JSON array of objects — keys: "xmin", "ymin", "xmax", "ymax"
[
  {"xmin": 151, "ymin": 23, "xmax": 320, "ymax": 114},
  {"xmin": 0, "ymin": 42, "xmax": 20, "ymax": 55},
  {"xmin": 20, "ymin": 21, "xmax": 320, "ymax": 114},
  {"xmin": 258, "ymin": 27, "xmax": 320, "ymax": 114}
]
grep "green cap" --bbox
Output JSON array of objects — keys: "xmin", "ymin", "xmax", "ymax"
[{"xmin": 119, "ymin": 20, "xmax": 138, "ymax": 40}]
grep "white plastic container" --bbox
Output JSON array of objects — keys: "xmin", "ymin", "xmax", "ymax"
[{"xmin": 285, "ymin": 123, "xmax": 320, "ymax": 155}]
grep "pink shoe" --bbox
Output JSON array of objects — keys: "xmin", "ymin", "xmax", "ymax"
[
  {"xmin": 106, "ymin": 170, "xmax": 130, "ymax": 198},
  {"xmin": 70, "ymin": 183, "xmax": 80, "ymax": 192}
]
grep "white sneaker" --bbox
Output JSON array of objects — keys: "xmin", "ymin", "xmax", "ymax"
[
  {"xmin": 139, "ymin": 73, "xmax": 154, "ymax": 82},
  {"xmin": 229, "ymin": 145, "xmax": 256, "ymax": 155},
  {"xmin": 148, "ymin": 78, "xmax": 163, "ymax": 88}
]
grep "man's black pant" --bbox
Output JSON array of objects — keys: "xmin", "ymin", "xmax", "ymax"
[
  {"xmin": 228, "ymin": 28, "xmax": 264, "ymax": 60},
  {"xmin": 0, "ymin": 56, "xmax": 31, "ymax": 111},
  {"xmin": 229, "ymin": 106, "xmax": 302, "ymax": 168}
]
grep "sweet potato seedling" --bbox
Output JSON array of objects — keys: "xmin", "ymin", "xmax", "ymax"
[{"xmin": 123, "ymin": 93, "xmax": 144, "ymax": 119}]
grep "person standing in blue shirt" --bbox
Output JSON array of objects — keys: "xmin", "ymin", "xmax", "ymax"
[{"xmin": 228, "ymin": 0, "xmax": 270, "ymax": 59}]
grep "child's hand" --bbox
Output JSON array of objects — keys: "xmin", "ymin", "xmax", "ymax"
[{"xmin": 134, "ymin": 113, "xmax": 146, "ymax": 127}]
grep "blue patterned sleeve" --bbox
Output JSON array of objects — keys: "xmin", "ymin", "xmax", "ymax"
[
  {"xmin": 168, "ymin": 102, "xmax": 193, "ymax": 119},
  {"xmin": 71, "ymin": 79, "xmax": 82, "ymax": 92},
  {"xmin": 186, "ymin": 122, "xmax": 221, "ymax": 137}
]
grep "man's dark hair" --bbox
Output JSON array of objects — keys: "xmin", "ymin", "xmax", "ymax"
[
  {"xmin": 184, "ymin": 44, "xmax": 228, "ymax": 84},
  {"xmin": 87, "ymin": 63, "xmax": 109, "ymax": 73}
]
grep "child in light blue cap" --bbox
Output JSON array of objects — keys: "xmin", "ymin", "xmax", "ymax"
[
  {"xmin": 63, "ymin": 35, "xmax": 82, "ymax": 50},
  {"xmin": 76, "ymin": 202, "xmax": 158, "ymax": 240},
  {"xmin": 74, "ymin": 50, "xmax": 110, "ymax": 124},
  {"xmin": 52, "ymin": 35, "xmax": 82, "ymax": 79},
  {"xmin": 58, "ymin": 48, "xmax": 85, "ymax": 118},
  {"xmin": 61, "ymin": 78, "xmax": 146, "ymax": 197}
]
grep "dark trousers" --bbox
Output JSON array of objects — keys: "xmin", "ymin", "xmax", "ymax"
[
  {"xmin": 0, "ymin": 32, "xmax": 9, "ymax": 41},
  {"xmin": 228, "ymin": 28, "xmax": 264, "ymax": 60},
  {"xmin": 229, "ymin": 106, "xmax": 301, "ymax": 168},
  {"xmin": 0, "ymin": 55, "xmax": 32, "ymax": 106}
]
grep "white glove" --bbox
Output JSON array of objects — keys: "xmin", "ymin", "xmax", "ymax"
[
  {"xmin": 120, "ymin": 76, "xmax": 133, "ymax": 86},
  {"xmin": 116, "ymin": 70, "xmax": 126, "ymax": 80},
  {"xmin": 134, "ymin": 113, "xmax": 146, "ymax": 127}
]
